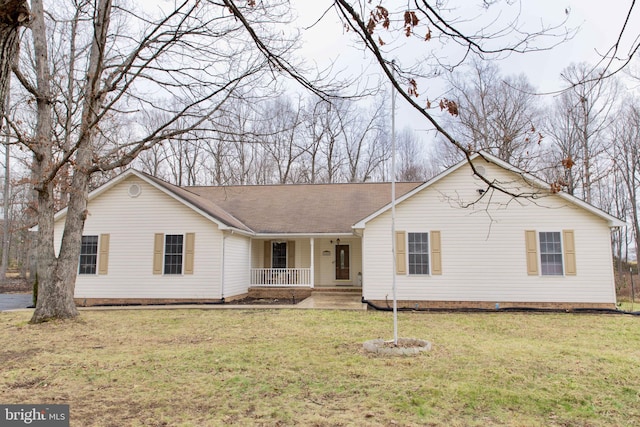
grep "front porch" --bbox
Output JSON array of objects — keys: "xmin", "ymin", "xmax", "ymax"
[{"xmin": 250, "ymin": 237, "xmax": 363, "ymax": 289}]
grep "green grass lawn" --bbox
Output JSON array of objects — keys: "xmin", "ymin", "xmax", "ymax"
[{"xmin": 1, "ymin": 309, "xmax": 639, "ymax": 426}]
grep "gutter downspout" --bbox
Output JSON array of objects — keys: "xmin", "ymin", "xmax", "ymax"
[
  {"xmin": 220, "ymin": 231, "xmax": 230, "ymax": 303},
  {"xmin": 310, "ymin": 237, "xmax": 315, "ymax": 288}
]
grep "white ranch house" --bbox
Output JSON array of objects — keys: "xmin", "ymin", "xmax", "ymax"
[{"xmin": 53, "ymin": 152, "xmax": 625, "ymax": 309}]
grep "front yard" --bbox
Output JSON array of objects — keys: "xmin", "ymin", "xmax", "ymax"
[{"xmin": 1, "ymin": 309, "xmax": 639, "ymax": 426}]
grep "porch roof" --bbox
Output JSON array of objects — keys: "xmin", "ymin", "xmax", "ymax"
[{"xmin": 186, "ymin": 182, "xmax": 422, "ymax": 234}]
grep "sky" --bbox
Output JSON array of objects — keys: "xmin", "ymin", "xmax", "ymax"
[{"xmin": 289, "ymin": 1, "xmax": 640, "ymax": 136}]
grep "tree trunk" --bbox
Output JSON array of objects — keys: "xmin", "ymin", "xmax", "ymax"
[
  {"xmin": 30, "ymin": 0, "xmax": 112, "ymax": 323},
  {"xmin": 1, "ymin": 95, "xmax": 10, "ymax": 281},
  {"xmin": 0, "ymin": 1, "xmax": 28, "ymax": 282},
  {"xmin": 0, "ymin": 0, "xmax": 29, "ymax": 117}
]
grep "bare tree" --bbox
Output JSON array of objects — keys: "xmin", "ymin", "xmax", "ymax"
[
  {"xmin": 544, "ymin": 63, "xmax": 618, "ymax": 204},
  {"xmin": 442, "ymin": 60, "xmax": 542, "ymax": 169},
  {"xmin": 259, "ymin": 96, "xmax": 305, "ymax": 184},
  {"xmin": 10, "ymin": 0, "xmax": 295, "ymax": 322},
  {"xmin": 343, "ymin": 100, "xmax": 389, "ymax": 182},
  {"xmin": 611, "ymin": 102, "xmax": 640, "ymax": 264},
  {"xmin": 300, "ymin": 98, "xmax": 332, "ymax": 183},
  {"xmin": 395, "ymin": 128, "xmax": 432, "ymax": 181}
]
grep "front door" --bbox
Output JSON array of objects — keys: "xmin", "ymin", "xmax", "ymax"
[{"xmin": 335, "ymin": 244, "xmax": 350, "ymax": 280}]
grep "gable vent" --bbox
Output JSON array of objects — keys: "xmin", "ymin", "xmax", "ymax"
[{"xmin": 128, "ymin": 183, "xmax": 141, "ymax": 198}]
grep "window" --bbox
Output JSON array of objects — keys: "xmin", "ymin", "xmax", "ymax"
[
  {"xmin": 539, "ymin": 232, "xmax": 563, "ymax": 275},
  {"xmin": 79, "ymin": 235, "xmax": 99, "ymax": 275},
  {"xmin": 153, "ymin": 233, "xmax": 194, "ymax": 275},
  {"xmin": 272, "ymin": 242, "xmax": 287, "ymax": 268},
  {"xmin": 164, "ymin": 234, "xmax": 184, "ymax": 275},
  {"xmin": 408, "ymin": 232, "xmax": 429, "ymax": 275}
]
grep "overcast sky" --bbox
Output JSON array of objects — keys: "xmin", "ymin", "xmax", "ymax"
[
  {"xmin": 292, "ymin": 1, "xmax": 639, "ymax": 91},
  {"xmin": 288, "ymin": 1, "xmax": 639, "ymax": 135}
]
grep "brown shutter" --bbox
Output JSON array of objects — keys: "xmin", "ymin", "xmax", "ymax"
[
  {"xmin": 395, "ymin": 231, "xmax": 406, "ymax": 275},
  {"xmin": 525, "ymin": 230, "xmax": 538, "ymax": 276},
  {"xmin": 264, "ymin": 241, "xmax": 271, "ymax": 268},
  {"xmin": 98, "ymin": 234, "xmax": 110, "ymax": 275},
  {"xmin": 431, "ymin": 231, "xmax": 442, "ymax": 275},
  {"xmin": 185, "ymin": 233, "xmax": 195, "ymax": 275},
  {"xmin": 288, "ymin": 241, "xmax": 295, "ymax": 268},
  {"xmin": 563, "ymin": 229, "xmax": 576, "ymax": 276},
  {"xmin": 153, "ymin": 233, "xmax": 164, "ymax": 275}
]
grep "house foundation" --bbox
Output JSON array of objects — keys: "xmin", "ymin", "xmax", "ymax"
[{"xmin": 365, "ymin": 300, "xmax": 617, "ymax": 311}]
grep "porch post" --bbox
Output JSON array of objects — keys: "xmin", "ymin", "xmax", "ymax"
[{"xmin": 310, "ymin": 237, "xmax": 315, "ymax": 288}]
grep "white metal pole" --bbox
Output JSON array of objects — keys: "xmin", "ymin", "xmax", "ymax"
[{"xmin": 391, "ymin": 60, "xmax": 398, "ymax": 345}]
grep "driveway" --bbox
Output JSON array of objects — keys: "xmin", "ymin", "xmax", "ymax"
[{"xmin": 0, "ymin": 293, "xmax": 33, "ymax": 311}]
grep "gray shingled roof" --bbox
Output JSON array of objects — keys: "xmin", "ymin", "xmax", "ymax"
[{"xmin": 186, "ymin": 182, "xmax": 422, "ymax": 234}]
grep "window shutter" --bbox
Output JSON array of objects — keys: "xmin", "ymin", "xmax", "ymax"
[
  {"xmin": 395, "ymin": 231, "xmax": 406, "ymax": 275},
  {"xmin": 153, "ymin": 233, "xmax": 164, "ymax": 275},
  {"xmin": 431, "ymin": 231, "xmax": 442, "ymax": 275},
  {"xmin": 185, "ymin": 233, "xmax": 195, "ymax": 275},
  {"xmin": 288, "ymin": 241, "xmax": 295, "ymax": 268},
  {"xmin": 563, "ymin": 229, "xmax": 576, "ymax": 275},
  {"xmin": 98, "ymin": 234, "xmax": 110, "ymax": 275},
  {"xmin": 264, "ymin": 241, "xmax": 271, "ymax": 268},
  {"xmin": 525, "ymin": 230, "xmax": 538, "ymax": 276}
]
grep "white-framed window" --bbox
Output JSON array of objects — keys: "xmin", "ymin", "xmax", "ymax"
[
  {"xmin": 539, "ymin": 231, "xmax": 563, "ymax": 276},
  {"xmin": 164, "ymin": 234, "xmax": 184, "ymax": 275},
  {"xmin": 79, "ymin": 235, "xmax": 99, "ymax": 275},
  {"xmin": 408, "ymin": 232, "xmax": 429, "ymax": 275}
]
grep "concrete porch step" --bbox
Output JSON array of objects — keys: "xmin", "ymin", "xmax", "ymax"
[{"xmin": 312, "ymin": 287, "xmax": 362, "ymax": 294}]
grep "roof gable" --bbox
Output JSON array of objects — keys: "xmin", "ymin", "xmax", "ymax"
[
  {"xmin": 354, "ymin": 152, "xmax": 625, "ymax": 228},
  {"xmin": 53, "ymin": 169, "xmax": 253, "ymax": 234}
]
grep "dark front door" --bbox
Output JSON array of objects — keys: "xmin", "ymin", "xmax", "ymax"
[{"xmin": 335, "ymin": 244, "xmax": 350, "ymax": 280}]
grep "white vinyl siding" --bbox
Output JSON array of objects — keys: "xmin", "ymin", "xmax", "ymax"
[
  {"xmin": 362, "ymin": 159, "xmax": 616, "ymax": 304},
  {"xmin": 222, "ymin": 233, "xmax": 251, "ymax": 298},
  {"xmin": 56, "ymin": 176, "xmax": 227, "ymax": 300}
]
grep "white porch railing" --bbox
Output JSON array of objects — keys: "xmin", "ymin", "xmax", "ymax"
[{"xmin": 250, "ymin": 268, "xmax": 312, "ymax": 287}]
